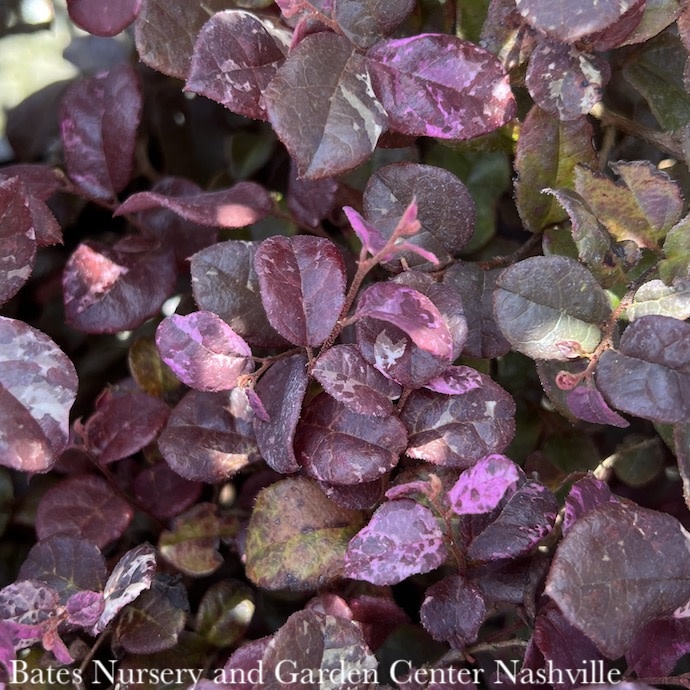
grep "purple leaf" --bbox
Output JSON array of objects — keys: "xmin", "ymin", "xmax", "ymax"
[
  {"xmin": 448, "ymin": 455, "xmax": 521, "ymax": 515},
  {"xmin": 186, "ymin": 10, "xmax": 288, "ymax": 121},
  {"xmin": 113, "ymin": 588, "xmax": 186, "ymax": 654},
  {"xmin": 596, "ymin": 315, "xmax": 690, "ymax": 423},
  {"xmin": 252, "ymin": 354, "xmax": 308, "ymax": 474},
  {"xmin": 295, "ymin": 392, "xmax": 407, "ymax": 485},
  {"xmin": 63, "ymin": 235, "xmax": 176, "ymax": 334},
  {"xmin": 133, "ymin": 462, "xmax": 202, "ymax": 520},
  {"xmin": 363, "ymin": 162, "xmax": 476, "ymax": 270},
  {"xmin": 35, "ymin": 474, "xmax": 133, "ymax": 549},
  {"xmin": 131, "ymin": 177, "xmax": 218, "ymax": 265},
  {"xmin": 67, "ymin": 0, "xmax": 141, "ymax": 37},
  {"xmin": 420, "ymin": 575, "xmax": 486, "ymax": 649},
  {"xmin": 626, "ymin": 617, "xmax": 690, "ymax": 677},
  {"xmin": 134, "ymin": 0, "xmax": 236, "ymax": 80},
  {"xmin": 94, "ymin": 543, "xmax": 156, "ymax": 634},
  {"xmin": 246, "ymin": 388, "xmax": 270, "ymax": 423},
  {"xmin": 264, "ymin": 32, "xmax": 387, "ymax": 178},
  {"xmin": 348, "ymin": 593, "xmax": 410, "ymax": 651},
  {"xmin": 356, "ymin": 283, "xmax": 453, "ymax": 360},
  {"xmin": 191, "ymin": 240, "xmax": 288, "ymax": 349},
  {"xmin": 532, "ymin": 607, "xmax": 606, "ymax": 689},
  {"xmin": 246, "ymin": 477, "xmax": 365, "ymax": 590},
  {"xmin": 261, "ymin": 610, "xmax": 377, "ymax": 687},
  {"xmin": 156, "ymin": 311, "xmax": 253, "ymax": 393},
  {"xmin": 65, "ymin": 591, "xmax": 104, "ymax": 628},
  {"xmin": 345, "ymin": 499, "xmax": 448, "ymax": 585},
  {"xmin": 0, "ymin": 620, "xmax": 17, "ymax": 681},
  {"xmin": 465, "ymin": 481, "xmax": 557, "ymax": 563},
  {"xmin": 494, "ymin": 255, "xmax": 611, "ymax": 360},
  {"xmin": 563, "ymin": 475, "xmax": 619, "ymax": 534},
  {"xmin": 367, "ymin": 34, "xmax": 515, "ymax": 139},
  {"xmin": 320, "ymin": 477, "xmax": 386, "ymax": 510},
  {"xmin": 515, "ymin": 0, "xmax": 644, "ymax": 44},
  {"xmin": 19, "ymin": 535, "xmax": 107, "ymax": 603},
  {"xmin": 402, "ymin": 377, "xmax": 516, "ymax": 467},
  {"xmin": 115, "ymin": 181, "xmax": 272, "ymax": 228},
  {"xmin": 526, "ymin": 42, "xmax": 610, "ymax": 121},
  {"xmin": 442, "ymin": 262, "xmax": 511, "ymax": 358},
  {"xmin": 566, "ymin": 385, "xmax": 630, "ymax": 427},
  {"xmin": 60, "ymin": 64, "xmax": 142, "ymax": 202},
  {"xmin": 343, "ymin": 206, "xmax": 388, "ymax": 255},
  {"xmin": 312, "ymin": 344, "xmax": 401, "ymax": 417},
  {"xmin": 424, "ymin": 365, "xmax": 483, "ymax": 395},
  {"xmin": 0, "ymin": 317, "xmax": 78, "ymax": 473},
  {"xmin": 255, "ymin": 236, "xmax": 346, "ymax": 347},
  {"xmin": 0, "ymin": 177, "xmax": 36, "ymax": 306},
  {"xmin": 159, "ymin": 389, "xmax": 259, "ymax": 483},
  {"xmin": 546, "ymin": 502, "xmax": 690, "ymax": 658},
  {"xmin": 287, "ymin": 160, "xmax": 338, "ymax": 228},
  {"xmin": 333, "ymin": 0, "xmax": 414, "ymax": 48},
  {"xmin": 81, "ymin": 388, "xmax": 170, "ymax": 464},
  {"xmin": 220, "ymin": 636, "xmax": 272, "ymax": 690}
]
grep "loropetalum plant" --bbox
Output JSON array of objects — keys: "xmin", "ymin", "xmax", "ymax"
[{"xmin": 4, "ymin": 0, "xmax": 690, "ymax": 687}]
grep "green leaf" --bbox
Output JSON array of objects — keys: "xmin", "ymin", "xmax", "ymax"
[
  {"xmin": 494, "ymin": 255, "xmax": 611, "ymax": 360},
  {"xmin": 545, "ymin": 188, "xmax": 639, "ymax": 287},
  {"xmin": 575, "ymin": 161, "xmax": 683, "ymax": 249},
  {"xmin": 456, "ymin": 0, "xmax": 491, "ymax": 42},
  {"xmin": 612, "ymin": 436, "xmax": 664, "ymax": 487},
  {"xmin": 515, "ymin": 107, "xmax": 597, "ymax": 233},
  {"xmin": 620, "ymin": 0, "xmax": 683, "ymax": 46},
  {"xmin": 626, "ymin": 278, "xmax": 690, "ymax": 320},
  {"xmin": 660, "ymin": 214, "xmax": 690, "ymax": 284},
  {"xmin": 195, "ymin": 580, "xmax": 254, "ymax": 648},
  {"xmin": 623, "ymin": 33, "xmax": 690, "ymax": 130},
  {"xmin": 159, "ymin": 503, "xmax": 238, "ymax": 577},
  {"xmin": 245, "ymin": 477, "xmax": 365, "ymax": 591}
]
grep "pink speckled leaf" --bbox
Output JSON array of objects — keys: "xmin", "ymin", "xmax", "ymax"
[
  {"xmin": 115, "ymin": 181, "xmax": 272, "ymax": 228},
  {"xmin": 67, "ymin": 0, "xmax": 141, "ymax": 37},
  {"xmin": 82, "ymin": 388, "xmax": 170, "ymax": 464},
  {"xmin": 264, "ymin": 32, "xmax": 387, "ymax": 178},
  {"xmin": 186, "ymin": 11, "xmax": 287, "ymax": 121},
  {"xmin": 356, "ymin": 283, "xmax": 453, "ymax": 361},
  {"xmin": 366, "ymin": 34, "xmax": 515, "ymax": 139},
  {"xmin": 465, "ymin": 480, "xmax": 558, "ymax": 562},
  {"xmin": 448, "ymin": 454, "xmax": 521, "ymax": 515},
  {"xmin": 563, "ymin": 475, "xmax": 618, "ymax": 534},
  {"xmin": 424, "ymin": 365, "xmax": 483, "ymax": 395},
  {"xmin": 0, "ymin": 317, "xmax": 78, "ymax": 473},
  {"xmin": 0, "ymin": 580, "xmax": 59, "ymax": 646},
  {"xmin": 255, "ymin": 236, "xmax": 346, "ymax": 347},
  {"xmin": 402, "ymin": 376, "xmax": 516, "ymax": 468},
  {"xmin": 295, "ymin": 392, "xmax": 407, "ymax": 485},
  {"xmin": 253, "ymin": 354, "xmax": 308, "ymax": 474},
  {"xmin": 159, "ymin": 389, "xmax": 259, "ymax": 483},
  {"xmin": 93, "ymin": 543, "xmax": 156, "ymax": 634},
  {"xmin": 60, "ymin": 64, "xmax": 142, "ymax": 202},
  {"xmin": 312, "ymin": 344, "xmax": 401, "ymax": 417},
  {"xmin": 156, "ymin": 311, "xmax": 253, "ymax": 393},
  {"xmin": 35, "ymin": 474, "xmax": 133, "ymax": 548},
  {"xmin": 65, "ymin": 591, "xmax": 104, "ymax": 628},
  {"xmin": 345, "ymin": 499, "xmax": 447, "ymax": 585},
  {"xmin": 515, "ymin": 0, "xmax": 644, "ymax": 44},
  {"xmin": 0, "ymin": 176, "xmax": 36, "ymax": 306},
  {"xmin": 566, "ymin": 385, "xmax": 630, "ymax": 427},
  {"xmin": 63, "ymin": 235, "xmax": 176, "ymax": 334},
  {"xmin": 526, "ymin": 41, "xmax": 610, "ymax": 121}
]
